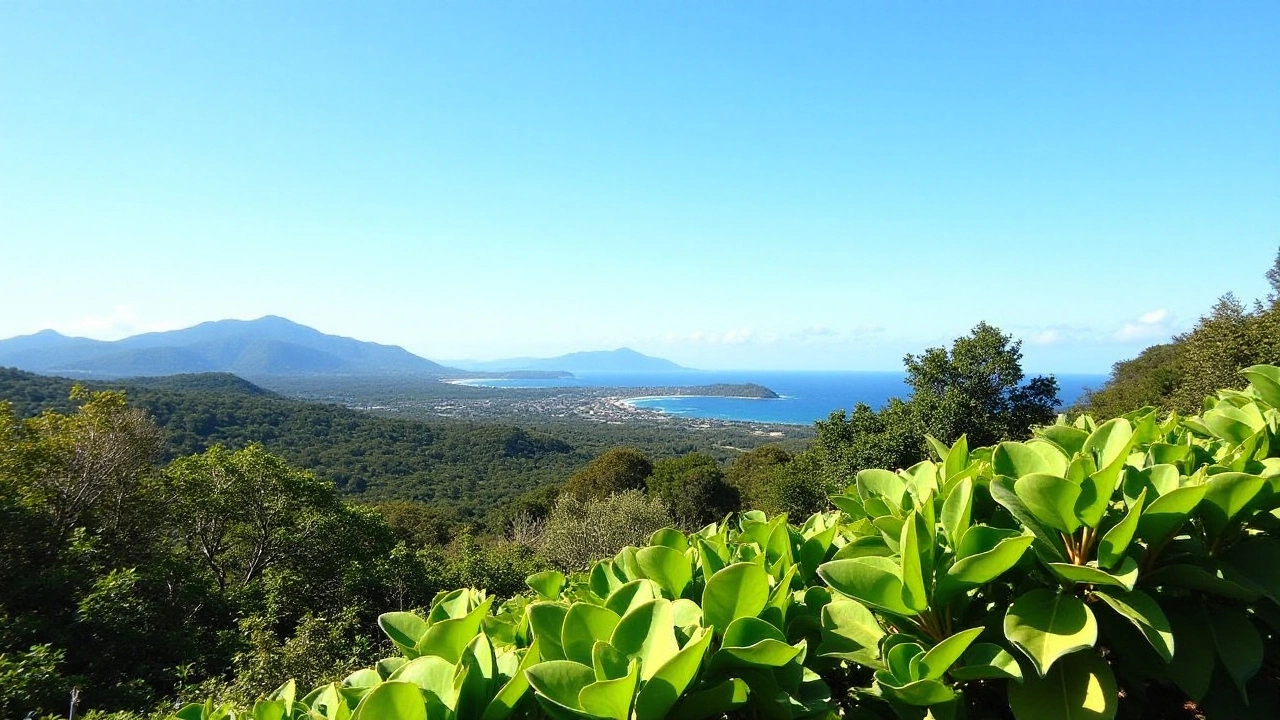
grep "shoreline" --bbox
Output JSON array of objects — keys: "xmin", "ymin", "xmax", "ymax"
[{"xmin": 617, "ymin": 394, "xmax": 808, "ymax": 427}]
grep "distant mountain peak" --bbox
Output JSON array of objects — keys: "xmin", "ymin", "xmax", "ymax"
[{"xmin": 0, "ymin": 316, "xmax": 452, "ymax": 379}]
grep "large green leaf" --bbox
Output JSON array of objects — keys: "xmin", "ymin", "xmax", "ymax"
[
  {"xmin": 351, "ymin": 682, "xmax": 429, "ymax": 720},
  {"xmin": 343, "ymin": 669, "xmax": 382, "ymax": 688},
  {"xmin": 1004, "ymin": 589, "xmax": 1097, "ymax": 677},
  {"xmin": 419, "ymin": 597, "xmax": 493, "ymax": 663},
  {"xmin": 701, "ymin": 562, "xmax": 769, "ymax": 633},
  {"xmin": 634, "ymin": 628, "xmax": 714, "ymax": 720},
  {"xmin": 937, "ymin": 533, "xmax": 1033, "ymax": 601},
  {"xmin": 1014, "ymin": 473, "xmax": 1082, "ymax": 534},
  {"xmin": 818, "ymin": 556, "xmax": 914, "ymax": 616},
  {"xmin": 1200, "ymin": 472, "xmax": 1267, "ymax": 541},
  {"xmin": 948, "ymin": 643, "xmax": 1022, "ymax": 681},
  {"xmin": 481, "ymin": 641, "xmax": 540, "ymax": 720},
  {"xmin": 714, "ymin": 617, "xmax": 804, "ymax": 668},
  {"xmin": 666, "ymin": 678, "xmax": 749, "ymax": 719},
  {"xmin": 1045, "ymin": 558, "xmax": 1138, "ymax": 592},
  {"xmin": 526, "ymin": 661, "xmax": 594, "ymax": 714},
  {"xmin": 1097, "ymin": 488, "xmax": 1145, "ymax": 570},
  {"xmin": 1243, "ymin": 364, "xmax": 1280, "ymax": 407},
  {"xmin": 1135, "ymin": 483, "xmax": 1207, "ymax": 544},
  {"xmin": 1094, "ymin": 590, "xmax": 1173, "ymax": 663},
  {"xmin": 526, "ymin": 570, "xmax": 566, "ymax": 600},
  {"xmin": 605, "ymin": 579, "xmax": 661, "ymax": 618},
  {"xmin": 1204, "ymin": 405, "xmax": 1259, "ymax": 443},
  {"xmin": 943, "ymin": 434, "xmax": 970, "ymax": 482},
  {"xmin": 637, "ymin": 545, "xmax": 693, "ymax": 600},
  {"xmin": 578, "ymin": 660, "xmax": 639, "ymax": 720},
  {"xmin": 1008, "ymin": 650, "xmax": 1117, "ymax": 720},
  {"xmin": 918, "ymin": 627, "xmax": 984, "ymax": 680},
  {"xmin": 990, "ymin": 476, "xmax": 1067, "ymax": 561},
  {"xmin": 817, "ymin": 599, "xmax": 885, "ymax": 666},
  {"xmin": 994, "ymin": 441, "xmax": 1068, "ymax": 479},
  {"xmin": 1038, "ymin": 425, "xmax": 1090, "ymax": 457},
  {"xmin": 379, "ymin": 612, "xmax": 430, "ymax": 659},
  {"xmin": 609, "ymin": 599, "xmax": 680, "ymax": 680},
  {"xmin": 649, "ymin": 527, "xmax": 689, "ymax": 551},
  {"xmin": 857, "ymin": 468, "xmax": 907, "ymax": 508},
  {"xmin": 528, "ymin": 603, "xmax": 569, "ymax": 662},
  {"xmin": 561, "ymin": 604, "xmax": 621, "ymax": 667},
  {"xmin": 388, "ymin": 656, "xmax": 456, "ymax": 707},
  {"xmin": 899, "ymin": 511, "xmax": 930, "ymax": 613},
  {"xmin": 874, "ymin": 673, "xmax": 956, "ymax": 706},
  {"xmin": 940, "ymin": 477, "xmax": 973, "ymax": 550},
  {"xmin": 1083, "ymin": 418, "xmax": 1133, "ymax": 470},
  {"xmin": 455, "ymin": 633, "xmax": 498, "ymax": 720},
  {"xmin": 1076, "ymin": 454, "xmax": 1125, "ymax": 529}
]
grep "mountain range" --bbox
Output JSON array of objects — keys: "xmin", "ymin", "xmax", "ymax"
[
  {"xmin": 449, "ymin": 348, "xmax": 689, "ymax": 374},
  {"xmin": 0, "ymin": 317, "xmax": 689, "ymax": 378}
]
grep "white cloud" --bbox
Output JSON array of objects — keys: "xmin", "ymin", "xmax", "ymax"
[
  {"xmin": 1138, "ymin": 309, "xmax": 1169, "ymax": 324},
  {"xmin": 57, "ymin": 305, "xmax": 178, "ymax": 340},
  {"xmin": 1114, "ymin": 308, "xmax": 1177, "ymax": 342},
  {"xmin": 1029, "ymin": 329, "xmax": 1062, "ymax": 346}
]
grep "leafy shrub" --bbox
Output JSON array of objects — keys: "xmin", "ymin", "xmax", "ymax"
[
  {"xmin": 0, "ymin": 643, "xmax": 66, "ymax": 718},
  {"xmin": 645, "ymin": 453, "xmax": 738, "ymax": 524},
  {"xmin": 562, "ymin": 448, "xmax": 653, "ymax": 500},
  {"xmin": 539, "ymin": 490, "xmax": 673, "ymax": 570}
]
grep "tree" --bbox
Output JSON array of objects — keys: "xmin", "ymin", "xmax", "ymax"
[
  {"xmin": 561, "ymin": 447, "xmax": 653, "ymax": 500},
  {"xmin": 164, "ymin": 443, "xmax": 341, "ymax": 594},
  {"xmin": 904, "ymin": 322, "xmax": 1058, "ymax": 448},
  {"xmin": 722, "ymin": 445, "xmax": 831, "ymax": 517},
  {"xmin": 811, "ymin": 323, "xmax": 1058, "ymax": 482},
  {"xmin": 646, "ymin": 452, "xmax": 739, "ymax": 524}
]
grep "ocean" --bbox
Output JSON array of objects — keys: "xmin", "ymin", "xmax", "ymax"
[{"xmin": 453, "ymin": 371, "xmax": 1109, "ymax": 426}]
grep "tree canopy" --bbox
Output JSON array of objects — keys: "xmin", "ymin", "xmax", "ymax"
[{"xmin": 809, "ymin": 322, "xmax": 1058, "ymax": 485}]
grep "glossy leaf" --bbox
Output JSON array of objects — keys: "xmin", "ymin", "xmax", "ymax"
[
  {"xmin": 1135, "ymin": 483, "xmax": 1207, "ymax": 544},
  {"xmin": 561, "ymin": 603, "xmax": 621, "ymax": 667},
  {"xmin": 918, "ymin": 627, "xmax": 984, "ymax": 680},
  {"xmin": 818, "ymin": 556, "xmax": 914, "ymax": 616},
  {"xmin": 633, "ymin": 628, "xmax": 714, "ymax": 720},
  {"xmin": 351, "ymin": 682, "xmax": 428, "ymax": 720},
  {"xmin": 1097, "ymin": 488, "xmax": 1145, "ymax": 570},
  {"xmin": 1004, "ymin": 589, "xmax": 1097, "ymax": 677},
  {"xmin": 1094, "ymin": 590, "xmax": 1173, "ymax": 663},
  {"xmin": 609, "ymin": 599, "xmax": 680, "ymax": 680},
  {"xmin": 1008, "ymin": 650, "xmax": 1117, "ymax": 720},
  {"xmin": 379, "ymin": 612, "xmax": 429, "ymax": 658},
  {"xmin": 1014, "ymin": 473, "xmax": 1082, "ymax": 534},
  {"xmin": 701, "ymin": 562, "xmax": 769, "ymax": 633},
  {"xmin": 994, "ymin": 441, "xmax": 1068, "ymax": 479}
]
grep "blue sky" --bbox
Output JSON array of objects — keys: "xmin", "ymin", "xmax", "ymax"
[{"xmin": 1, "ymin": 2, "xmax": 1276, "ymax": 372}]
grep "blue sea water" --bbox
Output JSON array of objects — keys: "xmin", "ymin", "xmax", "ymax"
[{"xmin": 454, "ymin": 371, "xmax": 1109, "ymax": 426}]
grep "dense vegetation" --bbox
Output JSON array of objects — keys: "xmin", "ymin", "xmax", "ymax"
[
  {"xmin": 0, "ymin": 323, "xmax": 1070, "ymax": 719},
  {"xmin": 0, "ymin": 390, "xmax": 549, "ymax": 717},
  {"xmin": 0, "ymin": 369, "xmax": 801, "ymax": 526},
  {"xmin": 1080, "ymin": 251, "xmax": 1280, "ymax": 418},
  {"xmin": 167, "ymin": 365, "xmax": 1280, "ymax": 720},
  {"xmin": 13, "ymin": 303, "xmax": 1280, "ymax": 719}
]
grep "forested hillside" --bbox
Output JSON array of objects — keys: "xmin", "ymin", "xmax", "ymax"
[
  {"xmin": 0, "ymin": 369, "xmax": 799, "ymax": 522},
  {"xmin": 1079, "ymin": 252, "xmax": 1280, "ymax": 417},
  {"xmin": 0, "ymin": 322, "xmax": 1078, "ymax": 719}
]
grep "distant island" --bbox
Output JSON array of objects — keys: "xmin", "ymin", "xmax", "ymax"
[{"xmin": 632, "ymin": 382, "xmax": 778, "ymax": 399}]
